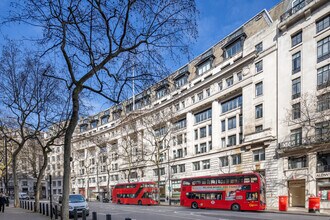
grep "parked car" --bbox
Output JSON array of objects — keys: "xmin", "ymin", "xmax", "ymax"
[
  {"xmin": 102, "ymin": 197, "xmax": 110, "ymax": 203},
  {"xmin": 52, "ymin": 194, "xmax": 89, "ymax": 218},
  {"xmin": 19, "ymin": 192, "xmax": 30, "ymax": 200}
]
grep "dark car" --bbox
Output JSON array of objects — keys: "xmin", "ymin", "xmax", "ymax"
[{"xmin": 102, "ymin": 198, "xmax": 110, "ymax": 203}]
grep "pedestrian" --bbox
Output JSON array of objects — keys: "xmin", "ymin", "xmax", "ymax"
[{"xmin": 0, "ymin": 193, "xmax": 5, "ymax": 213}]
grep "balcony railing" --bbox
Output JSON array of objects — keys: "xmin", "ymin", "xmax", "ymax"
[
  {"xmin": 317, "ymin": 164, "xmax": 330, "ymax": 173},
  {"xmin": 280, "ymin": 0, "xmax": 313, "ymax": 22},
  {"xmin": 278, "ymin": 134, "xmax": 330, "ymax": 150}
]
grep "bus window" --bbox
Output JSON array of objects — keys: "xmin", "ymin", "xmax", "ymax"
[
  {"xmin": 244, "ymin": 177, "xmax": 250, "ymax": 183},
  {"xmin": 246, "ymin": 192, "xmax": 258, "ymax": 201},
  {"xmin": 210, "ymin": 179, "xmax": 216, "ymax": 184},
  {"xmin": 241, "ymin": 185, "xmax": 251, "ymax": 190},
  {"xmin": 182, "ymin": 180, "xmax": 191, "ymax": 186},
  {"xmin": 215, "ymin": 193, "xmax": 222, "ymax": 200},
  {"xmin": 251, "ymin": 176, "xmax": 258, "ymax": 183},
  {"xmin": 201, "ymin": 179, "xmax": 207, "ymax": 184},
  {"xmin": 218, "ymin": 178, "xmax": 225, "ymax": 184},
  {"xmin": 230, "ymin": 177, "xmax": 238, "ymax": 183},
  {"xmin": 192, "ymin": 180, "xmax": 201, "ymax": 185}
]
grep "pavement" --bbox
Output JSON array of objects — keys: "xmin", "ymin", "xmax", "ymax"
[{"xmin": 0, "ymin": 205, "xmax": 49, "ymax": 220}]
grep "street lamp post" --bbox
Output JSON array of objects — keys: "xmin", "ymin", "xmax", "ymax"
[{"xmin": 167, "ymin": 147, "xmax": 171, "ymax": 206}]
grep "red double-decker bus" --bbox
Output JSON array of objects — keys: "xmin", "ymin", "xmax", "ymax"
[
  {"xmin": 112, "ymin": 181, "xmax": 159, "ymax": 205},
  {"xmin": 180, "ymin": 173, "xmax": 266, "ymax": 211}
]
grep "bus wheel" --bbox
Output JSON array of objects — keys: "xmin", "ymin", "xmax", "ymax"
[
  {"xmin": 138, "ymin": 200, "xmax": 142, "ymax": 205},
  {"xmin": 191, "ymin": 202, "xmax": 198, "ymax": 209},
  {"xmin": 231, "ymin": 203, "xmax": 240, "ymax": 211}
]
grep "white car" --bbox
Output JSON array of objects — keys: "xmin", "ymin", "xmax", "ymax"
[
  {"xmin": 52, "ymin": 194, "xmax": 90, "ymax": 218},
  {"xmin": 19, "ymin": 192, "xmax": 30, "ymax": 200}
]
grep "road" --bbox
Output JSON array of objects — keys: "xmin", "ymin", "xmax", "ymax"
[{"xmin": 87, "ymin": 202, "xmax": 329, "ymax": 220}]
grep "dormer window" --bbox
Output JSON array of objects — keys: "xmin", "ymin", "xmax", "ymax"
[
  {"xmin": 197, "ymin": 60, "xmax": 211, "ymax": 75},
  {"xmin": 175, "ymin": 74, "xmax": 188, "ymax": 88},
  {"xmin": 80, "ymin": 124, "xmax": 88, "ymax": 133},
  {"xmin": 101, "ymin": 115, "xmax": 109, "ymax": 125},
  {"xmin": 91, "ymin": 120, "xmax": 98, "ymax": 128},
  {"xmin": 196, "ymin": 50, "xmax": 214, "ymax": 76},
  {"xmin": 156, "ymin": 82, "xmax": 169, "ymax": 99},
  {"xmin": 292, "ymin": 0, "xmax": 305, "ymax": 14},
  {"xmin": 224, "ymin": 40, "xmax": 243, "ymax": 58}
]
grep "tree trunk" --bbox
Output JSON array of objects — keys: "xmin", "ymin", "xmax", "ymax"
[
  {"xmin": 107, "ymin": 170, "xmax": 111, "ymax": 199},
  {"xmin": 62, "ymin": 88, "xmax": 81, "ymax": 220},
  {"xmin": 13, "ymin": 156, "xmax": 19, "ymax": 207},
  {"xmin": 35, "ymin": 150, "xmax": 48, "ymax": 212}
]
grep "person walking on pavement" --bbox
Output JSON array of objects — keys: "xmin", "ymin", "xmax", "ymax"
[{"xmin": 0, "ymin": 193, "xmax": 6, "ymax": 213}]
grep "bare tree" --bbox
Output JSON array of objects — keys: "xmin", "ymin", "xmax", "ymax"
[
  {"xmin": 7, "ymin": 1, "xmax": 197, "ymax": 218},
  {"xmin": 0, "ymin": 42, "xmax": 69, "ymax": 208},
  {"xmin": 141, "ymin": 107, "xmax": 177, "ymax": 199}
]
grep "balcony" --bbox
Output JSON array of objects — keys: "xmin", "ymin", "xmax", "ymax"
[
  {"xmin": 280, "ymin": 0, "xmax": 313, "ymax": 22},
  {"xmin": 278, "ymin": 134, "xmax": 330, "ymax": 151},
  {"xmin": 317, "ymin": 164, "xmax": 330, "ymax": 173}
]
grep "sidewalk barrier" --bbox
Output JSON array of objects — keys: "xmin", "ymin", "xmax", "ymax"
[
  {"xmin": 106, "ymin": 214, "xmax": 112, "ymax": 220},
  {"xmin": 46, "ymin": 203, "xmax": 49, "ymax": 216},
  {"xmin": 279, "ymin": 196, "xmax": 288, "ymax": 211},
  {"xmin": 27, "ymin": 200, "xmax": 30, "ymax": 210},
  {"xmin": 82, "ymin": 209, "xmax": 87, "ymax": 220},
  {"xmin": 39, "ymin": 202, "xmax": 42, "ymax": 213},
  {"xmin": 92, "ymin": 211, "xmax": 97, "ymax": 220},
  {"xmin": 34, "ymin": 201, "xmax": 36, "ymax": 212},
  {"xmin": 308, "ymin": 197, "xmax": 320, "ymax": 213},
  {"xmin": 42, "ymin": 202, "xmax": 45, "ymax": 215},
  {"xmin": 55, "ymin": 205, "xmax": 58, "ymax": 219}
]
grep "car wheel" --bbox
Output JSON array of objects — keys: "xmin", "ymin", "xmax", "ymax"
[
  {"xmin": 231, "ymin": 203, "xmax": 240, "ymax": 211},
  {"xmin": 191, "ymin": 202, "xmax": 198, "ymax": 209},
  {"xmin": 138, "ymin": 200, "xmax": 142, "ymax": 205}
]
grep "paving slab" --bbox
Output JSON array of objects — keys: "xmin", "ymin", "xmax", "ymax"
[{"xmin": 0, "ymin": 205, "xmax": 49, "ymax": 220}]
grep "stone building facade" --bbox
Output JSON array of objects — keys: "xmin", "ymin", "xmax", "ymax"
[{"xmin": 46, "ymin": 0, "xmax": 330, "ymax": 210}]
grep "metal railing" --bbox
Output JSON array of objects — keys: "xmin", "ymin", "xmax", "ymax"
[
  {"xmin": 280, "ymin": 0, "xmax": 313, "ymax": 22},
  {"xmin": 278, "ymin": 134, "xmax": 330, "ymax": 150}
]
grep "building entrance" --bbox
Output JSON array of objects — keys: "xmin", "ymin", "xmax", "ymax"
[{"xmin": 288, "ymin": 179, "xmax": 305, "ymax": 207}]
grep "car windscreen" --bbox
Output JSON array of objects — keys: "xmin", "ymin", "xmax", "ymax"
[{"xmin": 69, "ymin": 195, "xmax": 85, "ymax": 203}]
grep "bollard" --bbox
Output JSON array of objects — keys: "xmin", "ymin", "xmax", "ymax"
[
  {"xmin": 74, "ymin": 209, "xmax": 78, "ymax": 220},
  {"xmin": 82, "ymin": 209, "xmax": 87, "ymax": 220},
  {"xmin": 55, "ymin": 205, "xmax": 58, "ymax": 219},
  {"xmin": 31, "ymin": 201, "xmax": 33, "ymax": 211},
  {"xmin": 28, "ymin": 201, "xmax": 30, "ymax": 210},
  {"xmin": 42, "ymin": 203, "xmax": 45, "ymax": 215},
  {"xmin": 106, "ymin": 214, "xmax": 112, "ymax": 220},
  {"xmin": 125, "ymin": 218, "xmax": 132, "ymax": 220},
  {"xmin": 92, "ymin": 211, "xmax": 97, "ymax": 220},
  {"xmin": 34, "ymin": 202, "xmax": 36, "ymax": 212},
  {"xmin": 46, "ymin": 203, "xmax": 49, "ymax": 216},
  {"xmin": 39, "ymin": 203, "xmax": 42, "ymax": 213}
]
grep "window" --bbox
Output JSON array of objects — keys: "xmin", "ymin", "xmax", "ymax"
[
  {"xmin": 195, "ymin": 145, "xmax": 199, "ymax": 154},
  {"xmin": 316, "ymin": 14, "xmax": 330, "ymax": 33},
  {"xmin": 228, "ymin": 117, "xmax": 236, "ymax": 130},
  {"xmin": 290, "ymin": 128, "xmax": 302, "ymax": 146},
  {"xmin": 200, "ymin": 127, "xmax": 207, "ymax": 138},
  {"xmin": 292, "ymin": 0, "xmax": 305, "ymax": 13},
  {"xmin": 194, "ymin": 130, "xmax": 198, "ymax": 140},
  {"xmin": 197, "ymin": 92, "xmax": 204, "ymax": 101},
  {"xmin": 292, "ymin": 103, "xmax": 301, "ymax": 119},
  {"xmin": 156, "ymin": 87, "xmax": 167, "ymax": 99},
  {"xmin": 228, "ymin": 135, "xmax": 236, "ymax": 147},
  {"xmin": 191, "ymin": 96, "xmax": 195, "ymax": 104},
  {"xmin": 292, "ymin": 51, "xmax": 301, "ymax": 73},
  {"xmin": 208, "ymin": 125, "xmax": 212, "ymax": 136},
  {"xmin": 197, "ymin": 60, "xmax": 211, "ymax": 75},
  {"xmin": 221, "ymin": 95, "xmax": 242, "ymax": 113},
  {"xmin": 226, "ymin": 76, "xmax": 234, "ymax": 87},
  {"xmin": 221, "ymin": 138, "xmax": 226, "ymax": 148},
  {"xmin": 288, "ymin": 156, "xmax": 307, "ymax": 169},
  {"xmin": 209, "ymin": 141, "xmax": 212, "ymax": 150},
  {"xmin": 80, "ymin": 124, "xmax": 88, "ymax": 132},
  {"xmin": 253, "ymin": 149, "xmax": 265, "ymax": 162},
  {"xmin": 175, "ymin": 75, "xmax": 188, "ymax": 88},
  {"xmin": 153, "ymin": 168, "xmax": 165, "ymax": 176},
  {"xmin": 206, "ymin": 88, "xmax": 211, "ymax": 97},
  {"xmin": 255, "ymin": 42, "xmax": 263, "ymax": 53},
  {"xmin": 317, "ymin": 36, "xmax": 330, "ymax": 63},
  {"xmin": 255, "ymin": 125, "xmax": 263, "ymax": 133},
  {"xmin": 237, "ymin": 72, "xmax": 243, "ymax": 81},
  {"xmin": 315, "ymin": 121, "xmax": 330, "ymax": 140},
  {"xmin": 218, "ymin": 81, "xmax": 223, "ymax": 91},
  {"xmin": 318, "ymin": 93, "xmax": 330, "ymax": 111},
  {"xmin": 193, "ymin": 162, "xmax": 201, "ymax": 171},
  {"xmin": 219, "ymin": 156, "xmax": 229, "ymax": 167},
  {"xmin": 221, "ymin": 120, "xmax": 226, "ymax": 132},
  {"xmin": 255, "ymin": 82, "xmax": 263, "ymax": 97},
  {"xmin": 255, "ymin": 60, "xmax": 263, "ymax": 73},
  {"xmin": 255, "ymin": 104, "xmax": 263, "ymax": 119},
  {"xmin": 200, "ymin": 143, "xmax": 207, "ymax": 153},
  {"xmin": 239, "ymin": 114, "xmax": 243, "ymax": 126},
  {"xmin": 292, "ymin": 78, "xmax": 301, "ymax": 99},
  {"xmin": 179, "ymin": 164, "xmax": 185, "ymax": 172},
  {"xmin": 317, "ymin": 64, "xmax": 330, "ymax": 90},
  {"xmin": 174, "ymin": 118, "xmax": 186, "ymax": 130},
  {"xmin": 291, "ymin": 31, "xmax": 302, "ymax": 47},
  {"xmin": 101, "ymin": 116, "xmax": 109, "ymax": 125},
  {"xmin": 171, "ymin": 165, "xmax": 178, "ymax": 174},
  {"xmin": 225, "ymin": 40, "xmax": 243, "ymax": 58},
  {"xmin": 202, "ymin": 160, "xmax": 210, "ymax": 169},
  {"xmin": 232, "ymin": 154, "xmax": 241, "ymax": 165},
  {"xmin": 194, "ymin": 108, "xmax": 212, "ymax": 123}
]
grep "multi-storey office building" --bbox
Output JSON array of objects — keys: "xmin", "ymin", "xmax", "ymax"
[{"xmin": 46, "ymin": 0, "xmax": 330, "ymax": 210}]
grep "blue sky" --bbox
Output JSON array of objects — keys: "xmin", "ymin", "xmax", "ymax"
[{"xmin": 0, "ymin": 0, "xmax": 281, "ymax": 113}]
